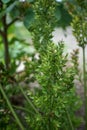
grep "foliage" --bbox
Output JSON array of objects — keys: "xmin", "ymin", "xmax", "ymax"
[
  {"xmin": 0, "ymin": 0, "xmax": 83, "ymax": 130},
  {"xmin": 65, "ymin": 0, "xmax": 87, "ymax": 47},
  {"xmin": 65, "ymin": 0, "xmax": 87, "ymax": 129},
  {"xmin": 24, "ymin": 0, "xmax": 82, "ymax": 130},
  {"xmin": 25, "ymin": 42, "xmax": 81, "ymax": 130},
  {"xmin": 55, "ymin": 2, "xmax": 72, "ymax": 28},
  {"xmin": 0, "ymin": 0, "xmax": 72, "ymax": 67},
  {"xmin": 29, "ymin": 0, "xmax": 57, "ymax": 51}
]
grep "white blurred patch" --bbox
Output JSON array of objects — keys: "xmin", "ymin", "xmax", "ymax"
[
  {"xmin": 16, "ymin": 62, "xmax": 25, "ymax": 72},
  {"xmin": 19, "ymin": 0, "xmax": 25, "ymax": 2},
  {"xmin": 34, "ymin": 53, "xmax": 40, "ymax": 60},
  {"xmin": 52, "ymin": 27, "xmax": 87, "ymax": 66},
  {"xmin": 56, "ymin": 0, "xmax": 62, "ymax": 2}
]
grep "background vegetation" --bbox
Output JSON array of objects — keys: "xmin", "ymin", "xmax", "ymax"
[{"xmin": 0, "ymin": 0, "xmax": 87, "ymax": 130}]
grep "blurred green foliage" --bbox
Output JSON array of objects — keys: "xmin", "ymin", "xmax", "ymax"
[
  {"xmin": 0, "ymin": 0, "xmax": 83, "ymax": 130},
  {"xmin": 65, "ymin": 0, "xmax": 87, "ymax": 129}
]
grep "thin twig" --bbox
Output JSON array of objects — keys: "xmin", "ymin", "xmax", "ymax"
[
  {"xmin": 0, "ymin": 29, "xmax": 4, "ymax": 37},
  {"xmin": 19, "ymin": 85, "xmax": 40, "ymax": 114},
  {"xmin": 2, "ymin": 15, "xmax": 10, "ymax": 69},
  {"xmin": 7, "ymin": 17, "xmax": 19, "ymax": 28},
  {"xmin": 65, "ymin": 108, "xmax": 74, "ymax": 130},
  {"xmin": 0, "ymin": 84, "xmax": 25, "ymax": 130}
]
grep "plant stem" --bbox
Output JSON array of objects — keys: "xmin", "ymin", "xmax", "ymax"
[
  {"xmin": 65, "ymin": 108, "xmax": 74, "ymax": 130},
  {"xmin": 0, "ymin": 84, "xmax": 25, "ymax": 130},
  {"xmin": 13, "ymin": 105, "xmax": 34, "ymax": 115},
  {"xmin": 2, "ymin": 15, "xmax": 10, "ymax": 69},
  {"xmin": 82, "ymin": 46, "xmax": 87, "ymax": 130},
  {"xmin": 19, "ymin": 85, "xmax": 40, "ymax": 114}
]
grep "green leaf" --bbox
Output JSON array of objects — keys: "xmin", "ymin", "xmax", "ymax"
[
  {"xmin": 1, "ymin": 0, "xmax": 10, "ymax": 4},
  {"xmin": 23, "ymin": 8, "xmax": 34, "ymax": 29},
  {"xmin": 10, "ymin": 7, "xmax": 20, "ymax": 19},
  {"xmin": 0, "ymin": 1, "xmax": 19, "ymax": 19},
  {"xmin": 6, "ymin": 1, "xmax": 18, "ymax": 12},
  {"xmin": 26, "ymin": 0, "xmax": 34, "ymax": 2},
  {"xmin": 56, "ymin": 4, "xmax": 72, "ymax": 28},
  {"xmin": 54, "ymin": 111, "xmax": 59, "ymax": 117},
  {"xmin": 55, "ymin": 6, "xmax": 61, "ymax": 21}
]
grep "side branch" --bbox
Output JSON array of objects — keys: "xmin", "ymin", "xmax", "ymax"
[
  {"xmin": 7, "ymin": 17, "xmax": 19, "ymax": 28},
  {"xmin": 0, "ymin": 30, "xmax": 4, "ymax": 37}
]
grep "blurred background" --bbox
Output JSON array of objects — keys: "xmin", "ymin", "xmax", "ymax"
[{"xmin": 0, "ymin": 0, "xmax": 86, "ymax": 71}]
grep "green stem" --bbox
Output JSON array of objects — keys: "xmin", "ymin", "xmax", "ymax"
[
  {"xmin": 0, "ymin": 84, "xmax": 25, "ymax": 130},
  {"xmin": 65, "ymin": 108, "xmax": 74, "ymax": 130},
  {"xmin": 18, "ymin": 85, "xmax": 40, "ymax": 114},
  {"xmin": 13, "ymin": 105, "xmax": 34, "ymax": 115},
  {"xmin": 82, "ymin": 46, "xmax": 87, "ymax": 130},
  {"xmin": 2, "ymin": 15, "xmax": 10, "ymax": 69}
]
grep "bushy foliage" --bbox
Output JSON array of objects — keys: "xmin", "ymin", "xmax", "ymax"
[
  {"xmin": 65, "ymin": 0, "xmax": 87, "ymax": 129},
  {"xmin": 25, "ymin": 42, "xmax": 81, "ymax": 130},
  {"xmin": 0, "ymin": 0, "xmax": 83, "ymax": 130},
  {"xmin": 65, "ymin": 0, "xmax": 87, "ymax": 47}
]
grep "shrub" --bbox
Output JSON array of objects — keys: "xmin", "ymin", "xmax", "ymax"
[{"xmin": 25, "ymin": 42, "xmax": 81, "ymax": 130}]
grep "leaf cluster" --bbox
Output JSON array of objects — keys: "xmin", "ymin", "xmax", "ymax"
[
  {"xmin": 25, "ymin": 42, "xmax": 81, "ymax": 130},
  {"xmin": 66, "ymin": 0, "xmax": 87, "ymax": 47}
]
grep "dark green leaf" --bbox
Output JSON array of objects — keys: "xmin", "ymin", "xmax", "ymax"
[
  {"xmin": 26, "ymin": 0, "xmax": 34, "ymax": 2},
  {"xmin": 55, "ymin": 7, "xmax": 61, "ymax": 21},
  {"xmin": 56, "ymin": 4, "xmax": 72, "ymax": 28},
  {"xmin": 1, "ymin": 0, "xmax": 10, "ymax": 4},
  {"xmin": 0, "ymin": 1, "xmax": 19, "ymax": 19},
  {"xmin": 23, "ymin": 8, "xmax": 34, "ymax": 29}
]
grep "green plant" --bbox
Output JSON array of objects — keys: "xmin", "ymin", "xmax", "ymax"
[
  {"xmin": 0, "ymin": 0, "xmax": 82, "ymax": 129},
  {"xmin": 0, "ymin": 62, "xmax": 25, "ymax": 129},
  {"xmin": 0, "ymin": 84, "xmax": 25, "ymax": 130},
  {"xmin": 55, "ymin": 2, "xmax": 72, "ymax": 29},
  {"xmin": 66, "ymin": 0, "xmax": 87, "ymax": 129},
  {"xmin": 0, "ymin": 0, "xmax": 34, "ymax": 69},
  {"xmin": 25, "ymin": 42, "xmax": 81, "ymax": 130},
  {"xmin": 0, "ymin": 1, "xmax": 35, "ymax": 128},
  {"xmin": 0, "ymin": 0, "xmax": 73, "ymax": 70},
  {"xmin": 23, "ymin": 0, "xmax": 82, "ymax": 130}
]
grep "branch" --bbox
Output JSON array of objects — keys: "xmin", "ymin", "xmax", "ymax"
[
  {"xmin": 0, "ymin": 29, "xmax": 4, "ymax": 37},
  {"xmin": 7, "ymin": 17, "xmax": 19, "ymax": 28}
]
